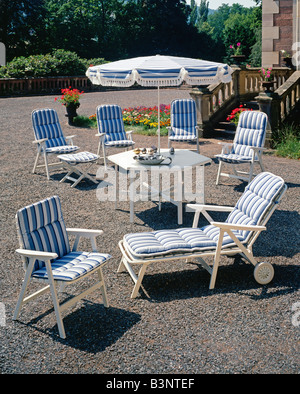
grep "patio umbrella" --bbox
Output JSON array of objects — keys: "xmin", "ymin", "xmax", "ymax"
[{"xmin": 86, "ymin": 55, "xmax": 233, "ymax": 151}]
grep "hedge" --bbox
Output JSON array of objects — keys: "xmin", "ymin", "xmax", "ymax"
[{"xmin": 0, "ymin": 49, "xmax": 107, "ymax": 78}]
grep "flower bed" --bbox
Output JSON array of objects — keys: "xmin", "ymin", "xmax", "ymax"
[{"xmin": 123, "ymin": 104, "xmax": 171, "ymax": 129}]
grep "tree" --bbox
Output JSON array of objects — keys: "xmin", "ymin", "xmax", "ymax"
[{"xmin": 0, "ymin": 0, "xmax": 46, "ymax": 60}]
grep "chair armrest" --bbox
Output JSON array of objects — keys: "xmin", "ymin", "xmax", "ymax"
[
  {"xmin": 187, "ymin": 204, "xmax": 234, "ymax": 228},
  {"xmin": 211, "ymin": 222, "xmax": 266, "ymax": 232},
  {"xmin": 249, "ymin": 146, "xmax": 266, "ymax": 152},
  {"xmin": 216, "ymin": 141, "xmax": 233, "ymax": 155},
  {"xmin": 16, "ymin": 248, "xmax": 58, "ymax": 260},
  {"xmin": 95, "ymin": 133, "xmax": 106, "ymax": 137},
  {"xmin": 186, "ymin": 204, "xmax": 234, "ymax": 212},
  {"xmin": 33, "ymin": 138, "xmax": 48, "ymax": 144},
  {"xmin": 65, "ymin": 135, "xmax": 77, "ymax": 140},
  {"xmin": 66, "ymin": 228, "xmax": 103, "ymax": 237},
  {"xmin": 66, "ymin": 228, "xmax": 103, "ymax": 252},
  {"xmin": 126, "ymin": 130, "xmax": 133, "ymax": 140}
]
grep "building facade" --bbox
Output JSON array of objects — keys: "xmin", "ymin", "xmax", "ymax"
[{"xmin": 262, "ymin": 0, "xmax": 300, "ymax": 68}]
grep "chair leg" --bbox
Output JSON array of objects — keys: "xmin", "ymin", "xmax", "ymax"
[
  {"xmin": 13, "ymin": 258, "xmax": 36, "ymax": 320},
  {"xmin": 97, "ymin": 267, "xmax": 109, "ymax": 308},
  {"xmin": 209, "ymin": 229, "xmax": 224, "ymax": 289},
  {"xmin": 216, "ymin": 161, "xmax": 222, "ymax": 185},
  {"xmin": 258, "ymin": 155, "xmax": 265, "ymax": 172},
  {"xmin": 43, "ymin": 150, "xmax": 50, "ymax": 180},
  {"xmin": 45, "ymin": 260, "xmax": 66, "ymax": 339},
  {"xmin": 131, "ymin": 264, "xmax": 148, "ymax": 299},
  {"xmin": 103, "ymin": 144, "xmax": 107, "ymax": 169},
  {"xmin": 32, "ymin": 148, "xmax": 41, "ymax": 174}
]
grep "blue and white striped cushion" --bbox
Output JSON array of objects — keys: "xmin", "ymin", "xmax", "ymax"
[
  {"xmin": 57, "ymin": 151, "xmax": 99, "ymax": 164},
  {"xmin": 31, "ymin": 251, "xmax": 111, "ymax": 281},
  {"xmin": 217, "ymin": 111, "xmax": 267, "ymax": 163},
  {"xmin": 123, "ymin": 172, "xmax": 285, "ymax": 258},
  {"xmin": 104, "ymin": 140, "xmax": 135, "ymax": 147},
  {"xmin": 16, "ymin": 196, "xmax": 70, "ymax": 271},
  {"xmin": 32, "ymin": 109, "xmax": 79, "ymax": 153},
  {"xmin": 169, "ymin": 99, "xmax": 197, "ymax": 141},
  {"xmin": 96, "ymin": 105, "xmax": 127, "ymax": 143}
]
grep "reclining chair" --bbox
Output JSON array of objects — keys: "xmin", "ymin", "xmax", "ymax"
[
  {"xmin": 215, "ymin": 110, "xmax": 267, "ymax": 185},
  {"xmin": 32, "ymin": 108, "xmax": 79, "ymax": 180},
  {"xmin": 96, "ymin": 104, "xmax": 135, "ymax": 168},
  {"xmin": 118, "ymin": 172, "xmax": 286, "ymax": 298},
  {"xmin": 167, "ymin": 99, "xmax": 200, "ymax": 153},
  {"xmin": 13, "ymin": 195, "xmax": 111, "ymax": 338}
]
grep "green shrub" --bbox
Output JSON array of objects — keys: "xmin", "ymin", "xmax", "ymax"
[
  {"xmin": 0, "ymin": 50, "xmax": 108, "ymax": 78},
  {"xmin": 273, "ymin": 123, "xmax": 300, "ymax": 160}
]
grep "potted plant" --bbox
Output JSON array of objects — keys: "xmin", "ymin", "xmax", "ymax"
[
  {"xmin": 55, "ymin": 86, "xmax": 84, "ymax": 124},
  {"xmin": 280, "ymin": 50, "xmax": 293, "ymax": 68},
  {"xmin": 229, "ymin": 42, "xmax": 246, "ymax": 66},
  {"xmin": 227, "ymin": 105, "xmax": 251, "ymax": 126},
  {"xmin": 259, "ymin": 67, "xmax": 275, "ymax": 93}
]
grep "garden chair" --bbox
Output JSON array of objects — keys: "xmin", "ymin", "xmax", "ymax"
[
  {"xmin": 167, "ymin": 99, "xmax": 200, "ymax": 153},
  {"xmin": 13, "ymin": 195, "xmax": 111, "ymax": 338},
  {"xmin": 118, "ymin": 172, "xmax": 286, "ymax": 298},
  {"xmin": 215, "ymin": 110, "xmax": 267, "ymax": 185},
  {"xmin": 96, "ymin": 104, "xmax": 135, "ymax": 167},
  {"xmin": 32, "ymin": 108, "xmax": 79, "ymax": 180}
]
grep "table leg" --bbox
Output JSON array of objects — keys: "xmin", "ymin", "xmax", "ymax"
[
  {"xmin": 115, "ymin": 164, "xmax": 118, "ymax": 209},
  {"xmin": 129, "ymin": 169, "xmax": 135, "ymax": 223},
  {"xmin": 177, "ymin": 169, "xmax": 183, "ymax": 225}
]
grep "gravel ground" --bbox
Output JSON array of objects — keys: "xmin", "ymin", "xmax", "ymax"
[{"xmin": 0, "ymin": 89, "xmax": 299, "ymax": 374}]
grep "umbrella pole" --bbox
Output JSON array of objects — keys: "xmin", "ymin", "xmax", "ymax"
[{"xmin": 157, "ymin": 85, "xmax": 160, "ymax": 153}]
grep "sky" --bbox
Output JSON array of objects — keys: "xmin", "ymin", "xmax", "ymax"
[{"xmin": 187, "ymin": 0, "xmax": 257, "ymax": 10}]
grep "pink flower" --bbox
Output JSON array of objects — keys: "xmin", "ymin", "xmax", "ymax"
[
  {"xmin": 230, "ymin": 45, "xmax": 233, "ymax": 49},
  {"xmin": 237, "ymin": 42, "xmax": 241, "ymax": 47}
]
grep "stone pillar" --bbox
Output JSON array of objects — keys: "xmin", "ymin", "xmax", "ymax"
[
  {"xmin": 255, "ymin": 92, "xmax": 281, "ymax": 147},
  {"xmin": 189, "ymin": 87, "xmax": 213, "ymax": 137}
]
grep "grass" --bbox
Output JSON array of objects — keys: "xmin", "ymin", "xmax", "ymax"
[{"xmin": 273, "ymin": 123, "xmax": 300, "ymax": 160}]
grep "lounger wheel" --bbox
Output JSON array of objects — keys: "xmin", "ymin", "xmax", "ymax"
[{"xmin": 254, "ymin": 262, "xmax": 274, "ymax": 285}]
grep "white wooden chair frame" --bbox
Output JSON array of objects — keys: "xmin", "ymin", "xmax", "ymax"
[
  {"xmin": 13, "ymin": 228, "xmax": 109, "ymax": 339},
  {"xmin": 216, "ymin": 141, "xmax": 266, "ymax": 185},
  {"xmin": 58, "ymin": 158, "xmax": 99, "ymax": 188},
  {"xmin": 96, "ymin": 130, "xmax": 134, "ymax": 168},
  {"xmin": 32, "ymin": 135, "xmax": 77, "ymax": 180},
  {"xmin": 118, "ymin": 185, "xmax": 287, "ymax": 299}
]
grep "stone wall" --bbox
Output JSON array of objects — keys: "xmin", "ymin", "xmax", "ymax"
[{"xmin": 262, "ymin": 0, "xmax": 297, "ymax": 67}]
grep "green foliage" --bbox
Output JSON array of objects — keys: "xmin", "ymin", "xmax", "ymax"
[
  {"xmin": 0, "ymin": 50, "xmax": 107, "ymax": 78},
  {"xmin": 273, "ymin": 123, "xmax": 300, "ymax": 159}
]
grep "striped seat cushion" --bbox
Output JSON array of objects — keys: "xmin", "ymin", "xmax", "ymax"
[
  {"xmin": 45, "ymin": 145, "xmax": 79, "ymax": 154},
  {"xmin": 32, "ymin": 109, "xmax": 79, "ymax": 153},
  {"xmin": 31, "ymin": 251, "xmax": 111, "ymax": 281},
  {"xmin": 124, "ymin": 172, "xmax": 285, "ymax": 258},
  {"xmin": 169, "ymin": 99, "xmax": 197, "ymax": 141},
  {"xmin": 216, "ymin": 111, "xmax": 267, "ymax": 163},
  {"xmin": 215, "ymin": 153, "xmax": 253, "ymax": 164},
  {"xmin": 104, "ymin": 140, "xmax": 135, "ymax": 147},
  {"xmin": 57, "ymin": 151, "xmax": 99, "ymax": 164}
]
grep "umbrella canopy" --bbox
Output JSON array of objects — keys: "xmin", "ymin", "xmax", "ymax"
[
  {"xmin": 86, "ymin": 55, "xmax": 233, "ymax": 151},
  {"xmin": 86, "ymin": 54, "xmax": 233, "ymax": 87}
]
